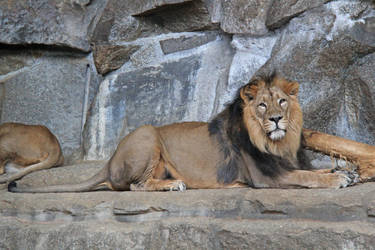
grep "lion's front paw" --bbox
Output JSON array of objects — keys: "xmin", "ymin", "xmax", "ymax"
[
  {"xmin": 167, "ymin": 180, "xmax": 186, "ymax": 192},
  {"xmin": 331, "ymin": 170, "xmax": 359, "ymax": 189}
]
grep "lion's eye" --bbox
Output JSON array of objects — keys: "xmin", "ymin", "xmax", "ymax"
[
  {"xmin": 258, "ymin": 103, "xmax": 267, "ymax": 109},
  {"xmin": 279, "ymin": 98, "xmax": 287, "ymax": 105}
]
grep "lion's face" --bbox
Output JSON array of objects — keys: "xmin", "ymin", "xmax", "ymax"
[
  {"xmin": 240, "ymin": 76, "xmax": 303, "ymax": 159},
  {"xmin": 253, "ymin": 83, "xmax": 291, "ymax": 141}
]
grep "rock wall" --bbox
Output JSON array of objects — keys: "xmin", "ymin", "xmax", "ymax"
[
  {"xmin": 1, "ymin": 0, "xmax": 374, "ymax": 162},
  {"xmin": 1, "ymin": 1, "xmax": 375, "ymax": 249}
]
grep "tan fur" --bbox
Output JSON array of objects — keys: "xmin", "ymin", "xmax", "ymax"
[
  {"xmin": 9, "ymin": 76, "xmax": 352, "ymax": 193},
  {"xmin": 0, "ymin": 123, "xmax": 64, "ymax": 185}
]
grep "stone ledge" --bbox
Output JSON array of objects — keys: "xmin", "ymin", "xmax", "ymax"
[
  {"xmin": 2, "ymin": 183, "xmax": 375, "ymax": 223},
  {"xmin": 1, "ymin": 217, "xmax": 375, "ymax": 249},
  {"xmin": 2, "ymin": 162, "xmax": 375, "ymax": 248},
  {"xmin": 1, "ymin": 161, "xmax": 375, "ymax": 223}
]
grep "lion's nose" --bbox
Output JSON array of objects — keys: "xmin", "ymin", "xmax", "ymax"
[{"xmin": 269, "ymin": 116, "xmax": 283, "ymax": 123}]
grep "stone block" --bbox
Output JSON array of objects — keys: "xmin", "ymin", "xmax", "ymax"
[
  {"xmin": 266, "ymin": 0, "xmax": 332, "ymax": 30},
  {"xmin": 83, "ymin": 34, "xmax": 233, "ymax": 160},
  {"xmin": 91, "ymin": 0, "xmax": 215, "ymax": 44},
  {"xmin": 129, "ymin": 0, "xmax": 192, "ymax": 16},
  {"xmin": 160, "ymin": 32, "xmax": 216, "ymax": 54},
  {"xmin": 216, "ymin": 34, "xmax": 278, "ymax": 109},
  {"xmin": 220, "ymin": 0, "xmax": 273, "ymax": 35},
  {"xmin": 0, "ymin": 0, "xmax": 107, "ymax": 51}
]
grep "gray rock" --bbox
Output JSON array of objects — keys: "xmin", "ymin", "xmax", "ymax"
[
  {"xmin": 205, "ymin": 0, "xmax": 222, "ymax": 24},
  {"xmin": 0, "ymin": 47, "xmax": 41, "ymax": 76},
  {"xmin": 83, "ymin": 57, "xmax": 198, "ymax": 159},
  {"xmin": 142, "ymin": 0, "xmax": 215, "ymax": 32},
  {"xmin": 91, "ymin": 0, "xmax": 215, "ymax": 44},
  {"xmin": 129, "ymin": 0, "xmax": 193, "ymax": 16},
  {"xmin": 220, "ymin": 0, "xmax": 273, "ymax": 35},
  {"xmin": 350, "ymin": 16, "xmax": 375, "ymax": 47},
  {"xmin": 83, "ymin": 34, "xmax": 233, "ymax": 160},
  {"xmin": 266, "ymin": 0, "xmax": 332, "ymax": 30},
  {"xmin": 216, "ymin": 33, "xmax": 278, "ymax": 110},
  {"xmin": 0, "ymin": 49, "xmax": 101, "ymax": 162},
  {"xmin": 0, "ymin": 0, "xmax": 107, "ymax": 51},
  {"xmin": 90, "ymin": 1, "xmax": 166, "ymax": 43},
  {"xmin": 160, "ymin": 32, "xmax": 217, "ymax": 54},
  {"xmin": 339, "ymin": 53, "xmax": 375, "ymax": 144},
  {"xmin": 1, "ymin": 217, "xmax": 375, "ymax": 249}
]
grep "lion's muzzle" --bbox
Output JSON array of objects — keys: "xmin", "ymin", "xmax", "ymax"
[
  {"xmin": 268, "ymin": 129, "xmax": 286, "ymax": 141},
  {"xmin": 266, "ymin": 116, "xmax": 287, "ymax": 141}
]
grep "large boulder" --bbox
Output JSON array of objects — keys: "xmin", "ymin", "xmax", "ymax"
[
  {"xmin": 0, "ymin": 0, "xmax": 107, "ymax": 51},
  {"xmin": 90, "ymin": 0, "xmax": 216, "ymax": 44},
  {"xmin": 84, "ymin": 32, "xmax": 234, "ymax": 160},
  {"xmin": 216, "ymin": 34, "xmax": 279, "ymax": 109},
  {"xmin": 129, "ymin": 0, "xmax": 192, "ymax": 15},
  {"xmin": 266, "ymin": 0, "xmax": 333, "ymax": 30},
  {"xmin": 220, "ymin": 0, "xmax": 273, "ymax": 35}
]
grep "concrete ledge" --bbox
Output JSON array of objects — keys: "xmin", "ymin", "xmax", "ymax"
[
  {"xmin": 2, "ymin": 217, "xmax": 375, "ymax": 249},
  {"xmin": 1, "ymin": 162, "xmax": 375, "ymax": 249}
]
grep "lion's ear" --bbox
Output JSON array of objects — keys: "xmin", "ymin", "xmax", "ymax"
[
  {"xmin": 283, "ymin": 81, "xmax": 299, "ymax": 96},
  {"xmin": 240, "ymin": 84, "xmax": 258, "ymax": 103}
]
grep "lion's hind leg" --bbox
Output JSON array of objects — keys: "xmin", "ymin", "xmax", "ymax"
[
  {"xmin": 131, "ymin": 152, "xmax": 186, "ymax": 192},
  {"xmin": 110, "ymin": 125, "xmax": 186, "ymax": 192}
]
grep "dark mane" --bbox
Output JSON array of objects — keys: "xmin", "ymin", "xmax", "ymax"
[{"xmin": 208, "ymin": 92, "xmax": 310, "ymax": 186}]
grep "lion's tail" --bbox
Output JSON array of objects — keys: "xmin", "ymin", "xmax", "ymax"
[{"xmin": 8, "ymin": 166, "xmax": 109, "ymax": 193}]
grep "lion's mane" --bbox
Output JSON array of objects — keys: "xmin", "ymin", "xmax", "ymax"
[{"xmin": 208, "ymin": 74, "xmax": 311, "ymax": 185}]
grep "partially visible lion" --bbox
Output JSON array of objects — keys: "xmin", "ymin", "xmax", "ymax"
[
  {"xmin": 9, "ymin": 74, "xmax": 353, "ymax": 193},
  {"xmin": 0, "ymin": 123, "xmax": 64, "ymax": 186}
]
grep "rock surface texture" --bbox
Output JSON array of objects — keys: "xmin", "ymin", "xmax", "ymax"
[{"xmin": 1, "ymin": 0, "xmax": 375, "ymax": 248}]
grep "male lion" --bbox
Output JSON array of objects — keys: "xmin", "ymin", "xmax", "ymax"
[
  {"xmin": 9, "ymin": 75, "xmax": 353, "ymax": 193},
  {"xmin": 0, "ymin": 123, "xmax": 64, "ymax": 186}
]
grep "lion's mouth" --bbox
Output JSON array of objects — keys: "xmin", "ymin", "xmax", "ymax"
[{"xmin": 267, "ymin": 129, "xmax": 286, "ymax": 141}]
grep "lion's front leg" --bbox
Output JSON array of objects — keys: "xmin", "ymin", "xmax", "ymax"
[
  {"xmin": 130, "ymin": 179, "xmax": 186, "ymax": 191},
  {"xmin": 277, "ymin": 170, "xmax": 355, "ymax": 189}
]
